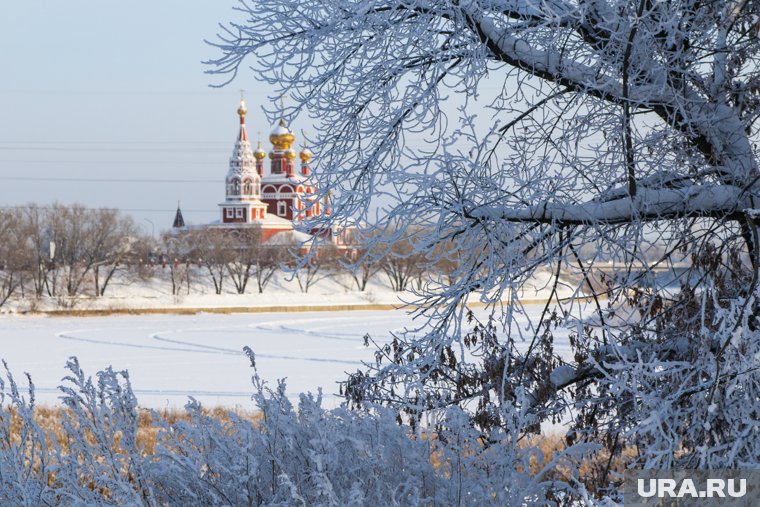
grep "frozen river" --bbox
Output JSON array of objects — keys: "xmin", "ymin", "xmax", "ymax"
[{"xmin": 0, "ymin": 306, "xmax": 574, "ymax": 409}]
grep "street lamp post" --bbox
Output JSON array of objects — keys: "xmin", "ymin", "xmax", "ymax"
[{"xmin": 144, "ymin": 218, "xmax": 155, "ymax": 237}]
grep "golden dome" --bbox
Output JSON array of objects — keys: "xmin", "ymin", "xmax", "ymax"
[
  {"xmin": 299, "ymin": 148, "xmax": 313, "ymax": 162},
  {"xmin": 284, "ymin": 149, "xmax": 297, "ymax": 160},
  {"xmin": 254, "ymin": 141, "xmax": 266, "ymax": 160},
  {"xmin": 269, "ymin": 119, "xmax": 295, "ymax": 150},
  {"xmin": 237, "ymin": 99, "xmax": 248, "ymax": 118}
]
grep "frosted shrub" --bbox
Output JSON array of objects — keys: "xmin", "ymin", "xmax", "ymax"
[
  {"xmin": 0, "ymin": 362, "xmax": 52, "ymax": 506},
  {"xmin": 0, "ymin": 351, "xmax": 592, "ymax": 506}
]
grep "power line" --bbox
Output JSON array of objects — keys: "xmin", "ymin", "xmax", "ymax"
[
  {"xmin": 0, "ymin": 146, "xmax": 225, "ymax": 153},
  {"xmin": 0, "ymin": 141, "xmax": 229, "ymax": 145},
  {"xmin": 0, "ymin": 205, "xmax": 217, "ymax": 213},
  {"xmin": 0, "ymin": 176, "xmax": 217, "ymax": 183},
  {"xmin": 0, "ymin": 159, "xmax": 219, "ymax": 165},
  {"xmin": 0, "ymin": 90, "xmax": 241, "ymax": 96}
]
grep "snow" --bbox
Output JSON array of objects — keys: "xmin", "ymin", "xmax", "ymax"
[
  {"xmin": 472, "ymin": 185, "xmax": 745, "ymax": 225},
  {"xmin": 549, "ymin": 365, "xmax": 576, "ymax": 387},
  {"xmin": 270, "ymin": 124, "xmax": 291, "ymax": 136},
  {"xmin": 0, "ymin": 303, "xmax": 575, "ymax": 409},
  {"xmin": 0, "ymin": 311, "xmax": 397, "ymax": 408},
  {"xmin": 0, "ymin": 269, "xmax": 578, "ymax": 408},
  {"xmin": 1, "ymin": 268, "xmax": 574, "ymax": 313},
  {"xmin": 264, "ymin": 229, "xmax": 312, "ymax": 244},
  {"xmin": 4, "ymin": 273, "xmax": 403, "ymax": 313}
]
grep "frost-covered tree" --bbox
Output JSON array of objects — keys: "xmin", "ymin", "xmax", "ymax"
[
  {"xmin": 18, "ymin": 205, "xmax": 60, "ymax": 298},
  {"xmin": 88, "ymin": 210, "xmax": 139, "ymax": 297},
  {"xmin": 341, "ymin": 229, "xmax": 385, "ymax": 292},
  {"xmin": 224, "ymin": 228, "xmax": 280, "ymax": 294},
  {"xmin": 160, "ymin": 233, "xmax": 194, "ymax": 297},
  {"xmin": 209, "ymin": 0, "xmax": 760, "ymax": 497},
  {"xmin": 26, "ymin": 204, "xmax": 139, "ymax": 299},
  {"xmin": 377, "ymin": 229, "xmax": 428, "ymax": 292},
  {"xmin": 191, "ymin": 229, "xmax": 233, "ymax": 295},
  {"xmin": 290, "ymin": 241, "xmax": 341, "ymax": 293},
  {"xmin": 0, "ymin": 210, "xmax": 25, "ymax": 308},
  {"xmin": 1, "ymin": 204, "xmax": 141, "ymax": 301}
]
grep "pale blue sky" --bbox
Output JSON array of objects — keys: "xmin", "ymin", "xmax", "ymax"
[{"xmin": 0, "ymin": 1, "xmax": 285, "ymax": 234}]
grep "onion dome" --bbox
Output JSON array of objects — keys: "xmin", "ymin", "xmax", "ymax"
[
  {"xmin": 269, "ymin": 119, "xmax": 295, "ymax": 150},
  {"xmin": 284, "ymin": 149, "xmax": 297, "ymax": 160},
  {"xmin": 299, "ymin": 148, "xmax": 313, "ymax": 163},
  {"xmin": 254, "ymin": 141, "xmax": 266, "ymax": 160},
  {"xmin": 237, "ymin": 100, "xmax": 248, "ymax": 117}
]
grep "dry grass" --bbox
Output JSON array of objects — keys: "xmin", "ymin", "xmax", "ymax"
[
  {"xmin": 419, "ymin": 428, "xmax": 633, "ymax": 495},
  {"xmin": 5, "ymin": 405, "xmax": 261, "ymax": 457},
  {"xmin": 7, "ymin": 406, "xmax": 633, "ymax": 497},
  {"xmin": 524, "ymin": 433, "xmax": 635, "ymax": 493}
]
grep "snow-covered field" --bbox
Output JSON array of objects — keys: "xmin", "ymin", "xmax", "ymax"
[
  {"xmin": 0, "ymin": 268, "xmax": 576, "ymax": 313},
  {"xmin": 0, "ymin": 304, "xmax": 576, "ymax": 409}
]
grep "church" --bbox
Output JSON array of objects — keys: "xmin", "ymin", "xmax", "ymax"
[{"xmin": 173, "ymin": 98, "xmax": 346, "ymax": 247}]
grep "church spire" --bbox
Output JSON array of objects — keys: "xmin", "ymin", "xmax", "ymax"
[
  {"xmin": 229, "ymin": 95, "xmax": 255, "ymax": 170},
  {"xmin": 237, "ymin": 92, "xmax": 249, "ymax": 141},
  {"xmin": 172, "ymin": 201, "xmax": 185, "ymax": 229}
]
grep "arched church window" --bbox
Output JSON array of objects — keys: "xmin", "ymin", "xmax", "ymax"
[
  {"xmin": 277, "ymin": 201, "xmax": 287, "ymax": 216},
  {"xmin": 243, "ymin": 179, "xmax": 252, "ymax": 195},
  {"xmin": 233, "ymin": 179, "xmax": 241, "ymax": 195}
]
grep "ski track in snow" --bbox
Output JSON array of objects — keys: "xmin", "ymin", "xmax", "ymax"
[
  {"xmin": 57, "ymin": 324, "xmax": 365, "ymax": 365},
  {"xmin": 149, "ymin": 333, "xmax": 360, "ymax": 365},
  {"xmin": 0, "ymin": 306, "xmax": 575, "ymax": 408},
  {"xmin": 249, "ymin": 315, "xmax": 401, "ymax": 342}
]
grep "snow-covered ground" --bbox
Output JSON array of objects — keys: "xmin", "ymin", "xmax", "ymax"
[
  {"xmin": 0, "ymin": 304, "xmax": 577, "ymax": 409},
  {"xmin": 1, "ymin": 268, "xmax": 577, "ymax": 313}
]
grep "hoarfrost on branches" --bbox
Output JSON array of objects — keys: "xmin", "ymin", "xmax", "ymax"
[
  {"xmin": 208, "ymin": 0, "xmax": 760, "ymax": 476},
  {"xmin": 209, "ymin": 0, "xmax": 760, "ymax": 499},
  {"xmin": 0, "ymin": 359, "xmax": 589, "ymax": 505}
]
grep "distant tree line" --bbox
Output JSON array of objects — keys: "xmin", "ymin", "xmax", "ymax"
[
  {"xmin": 0, "ymin": 204, "xmax": 141, "ymax": 307},
  {"xmin": 0, "ymin": 204, "xmax": 461, "ymax": 309}
]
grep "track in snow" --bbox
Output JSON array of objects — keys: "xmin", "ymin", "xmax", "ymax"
[
  {"xmin": 0, "ymin": 307, "xmax": 574, "ymax": 408},
  {"xmin": 0, "ymin": 311, "xmax": 413, "ymax": 408}
]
